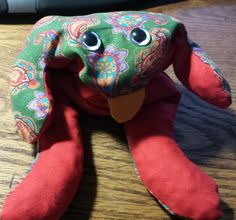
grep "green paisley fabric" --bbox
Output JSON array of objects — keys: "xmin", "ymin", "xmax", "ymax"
[{"xmin": 10, "ymin": 11, "xmax": 223, "ymax": 144}]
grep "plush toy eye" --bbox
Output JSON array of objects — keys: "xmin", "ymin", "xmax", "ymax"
[
  {"xmin": 130, "ymin": 28, "xmax": 151, "ymax": 46},
  {"xmin": 81, "ymin": 31, "xmax": 101, "ymax": 51}
]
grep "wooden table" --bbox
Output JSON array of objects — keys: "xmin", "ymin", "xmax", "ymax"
[{"xmin": 0, "ymin": 0, "xmax": 235, "ymax": 219}]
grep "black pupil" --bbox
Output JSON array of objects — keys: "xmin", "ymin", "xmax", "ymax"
[
  {"xmin": 82, "ymin": 32, "xmax": 98, "ymax": 47},
  {"xmin": 131, "ymin": 28, "xmax": 147, "ymax": 43}
]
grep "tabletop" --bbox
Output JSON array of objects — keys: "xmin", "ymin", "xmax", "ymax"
[{"xmin": 0, "ymin": 0, "xmax": 235, "ymax": 219}]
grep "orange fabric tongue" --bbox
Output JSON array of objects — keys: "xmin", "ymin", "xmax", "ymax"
[{"xmin": 108, "ymin": 88, "xmax": 145, "ymax": 123}]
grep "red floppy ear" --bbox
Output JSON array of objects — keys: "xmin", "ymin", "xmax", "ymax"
[{"xmin": 172, "ymin": 23, "xmax": 231, "ymax": 108}]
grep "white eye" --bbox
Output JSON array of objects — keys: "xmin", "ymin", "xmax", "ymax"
[
  {"xmin": 81, "ymin": 31, "xmax": 101, "ymax": 51},
  {"xmin": 130, "ymin": 28, "xmax": 151, "ymax": 46}
]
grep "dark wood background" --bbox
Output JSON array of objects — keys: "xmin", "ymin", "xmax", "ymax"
[{"xmin": 0, "ymin": 0, "xmax": 235, "ymax": 219}]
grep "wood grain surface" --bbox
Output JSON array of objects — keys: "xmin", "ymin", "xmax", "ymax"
[{"xmin": 0, "ymin": 0, "xmax": 236, "ymax": 219}]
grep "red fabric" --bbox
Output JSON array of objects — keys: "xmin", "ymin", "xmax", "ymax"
[
  {"xmin": 2, "ymin": 70, "xmax": 225, "ymax": 219},
  {"xmin": 50, "ymin": 69, "xmax": 110, "ymax": 116},
  {"xmin": 1, "ymin": 88, "xmax": 83, "ymax": 219},
  {"xmin": 125, "ymin": 74, "xmax": 222, "ymax": 220},
  {"xmin": 173, "ymin": 36, "xmax": 231, "ymax": 109},
  {"xmin": 2, "ymin": 54, "xmax": 229, "ymax": 219}
]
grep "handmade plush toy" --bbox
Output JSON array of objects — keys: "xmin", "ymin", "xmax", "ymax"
[{"xmin": 1, "ymin": 11, "xmax": 231, "ymax": 220}]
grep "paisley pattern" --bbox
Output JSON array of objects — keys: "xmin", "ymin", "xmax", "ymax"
[
  {"xmin": 10, "ymin": 12, "xmax": 176, "ymax": 142},
  {"xmin": 34, "ymin": 30, "xmax": 62, "ymax": 78},
  {"xmin": 106, "ymin": 14, "xmax": 147, "ymax": 36},
  {"xmin": 14, "ymin": 112, "xmax": 38, "ymax": 143},
  {"xmin": 34, "ymin": 30, "xmax": 61, "ymax": 60},
  {"xmin": 106, "ymin": 13, "xmax": 168, "ymax": 36},
  {"xmin": 11, "ymin": 11, "xmax": 222, "ymax": 147},
  {"xmin": 134, "ymin": 28, "xmax": 168, "ymax": 83},
  {"xmin": 10, "ymin": 12, "xmax": 177, "ymax": 143},
  {"xmin": 64, "ymin": 16, "xmax": 100, "ymax": 46},
  {"xmin": 87, "ymin": 44, "xmax": 128, "ymax": 95},
  {"xmin": 10, "ymin": 59, "xmax": 39, "ymax": 95},
  {"xmin": 32, "ymin": 16, "xmax": 58, "ymax": 30},
  {"xmin": 146, "ymin": 13, "xmax": 168, "ymax": 25},
  {"xmin": 27, "ymin": 91, "xmax": 49, "ymax": 120}
]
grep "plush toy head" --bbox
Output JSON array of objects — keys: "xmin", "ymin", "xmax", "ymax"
[
  {"xmin": 10, "ymin": 11, "xmax": 231, "ymax": 144},
  {"xmin": 2, "ymin": 11, "xmax": 231, "ymax": 220}
]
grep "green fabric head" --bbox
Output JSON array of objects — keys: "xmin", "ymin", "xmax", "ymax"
[
  {"xmin": 11, "ymin": 11, "xmax": 230, "ymax": 143},
  {"xmin": 10, "ymin": 11, "xmax": 180, "ymax": 142},
  {"xmin": 61, "ymin": 11, "xmax": 179, "ymax": 96}
]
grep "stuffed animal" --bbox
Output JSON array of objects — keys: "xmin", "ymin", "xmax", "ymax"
[{"xmin": 1, "ymin": 11, "xmax": 231, "ymax": 220}]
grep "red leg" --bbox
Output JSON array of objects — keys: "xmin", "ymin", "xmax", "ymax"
[
  {"xmin": 125, "ymin": 84, "xmax": 222, "ymax": 220},
  {"xmin": 1, "ymin": 90, "xmax": 83, "ymax": 219}
]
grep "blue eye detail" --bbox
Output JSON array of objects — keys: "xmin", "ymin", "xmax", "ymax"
[
  {"xmin": 130, "ymin": 28, "xmax": 151, "ymax": 46},
  {"xmin": 81, "ymin": 31, "xmax": 101, "ymax": 51}
]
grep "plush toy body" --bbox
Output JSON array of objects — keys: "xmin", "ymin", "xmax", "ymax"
[{"xmin": 1, "ymin": 11, "xmax": 231, "ymax": 219}]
